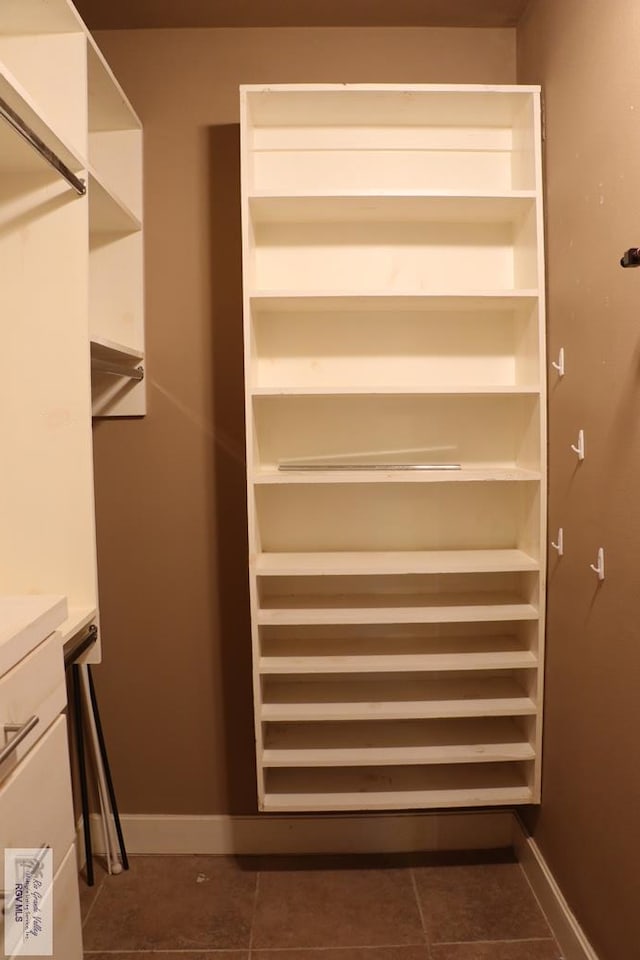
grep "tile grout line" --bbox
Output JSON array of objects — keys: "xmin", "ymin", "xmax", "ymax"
[
  {"xmin": 409, "ymin": 866, "xmax": 432, "ymax": 954},
  {"xmin": 434, "ymin": 936, "xmax": 562, "ymax": 946},
  {"xmin": 82, "ymin": 950, "xmax": 256, "ymax": 955},
  {"xmin": 247, "ymin": 944, "xmax": 432, "ymax": 953},
  {"xmin": 81, "ymin": 878, "xmax": 106, "ymax": 931},
  {"xmin": 516, "ymin": 858, "xmax": 566, "ymax": 959},
  {"xmin": 248, "ymin": 868, "xmax": 261, "ymax": 953}
]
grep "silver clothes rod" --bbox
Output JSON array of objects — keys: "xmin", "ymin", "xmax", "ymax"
[
  {"xmin": 0, "ymin": 95, "xmax": 86, "ymax": 196},
  {"xmin": 92, "ymin": 357, "xmax": 144, "ymax": 381}
]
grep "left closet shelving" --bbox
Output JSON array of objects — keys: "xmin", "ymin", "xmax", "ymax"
[{"xmin": 0, "ymin": 0, "xmax": 145, "ymax": 661}]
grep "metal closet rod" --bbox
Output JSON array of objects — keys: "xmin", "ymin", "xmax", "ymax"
[
  {"xmin": 92, "ymin": 357, "xmax": 144, "ymax": 382},
  {"xmin": 0, "ymin": 95, "xmax": 86, "ymax": 196}
]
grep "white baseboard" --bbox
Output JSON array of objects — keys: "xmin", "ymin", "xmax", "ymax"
[
  {"xmin": 77, "ymin": 809, "xmax": 513, "ymax": 858},
  {"xmin": 512, "ymin": 816, "xmax": 600, "ymax": 960}
]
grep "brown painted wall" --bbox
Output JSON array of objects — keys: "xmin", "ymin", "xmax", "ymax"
[
  {"xmin": 518, "ymin": 3, "xmax": 640, "ymax": 958},
  {"xmin": 90, "ymin": 27, "xmax": 515, "ymax": 816}
]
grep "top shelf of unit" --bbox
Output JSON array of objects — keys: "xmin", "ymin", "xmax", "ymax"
[
  {"xmin": 243, "ymin": 84, "xmax": 540, "ymax": 129},
  {"xmin": 249, "ymin": 193, "xmax": 537, "ymax": 224}
]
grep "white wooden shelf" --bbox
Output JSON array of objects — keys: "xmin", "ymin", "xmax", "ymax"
[
  {"xmin": 260, "ymin": 634, "xmax": 538, "ymax": 675},
  {"xmin": 242, "ymin": 83, "xmax": 546, "ymax": 811},
  {"xmin": 90, "ymin": 336, "xmax": 144, "ymax": 364},
  {"xmin": 254, "ymin": 467, "xmax": 541, "ymax": 485},
  {"xmin": 251, "ymin": 386, "xmax": 540, "ymax": 397},
  {"xmin": 251, "ymin": 292, "xmax": 540, "ymax": 310},
  {"xmin": 261, "ymin": 676, "xmax": 536, "ymax": 722},
  {"xmin": 89, "ymin": 168, "xmax": 142, "ymax": 234},
  {"xmin": 262, "ymin": 764, "xmax": 534, "ymax": 812},
  {"xmin": 255, "ymin": 549, "xmax": 539, "ymax": 576},
  {"xmin": 262, "ymin": 717, "xmax": 535, "ymax": 767},
  {"xmin": 257, "ymin": 598, "xmax": 539, "ymax": 627},
  {"xmin": 249, "ymin": 193, "xmax": 536, "ymax": 224}
]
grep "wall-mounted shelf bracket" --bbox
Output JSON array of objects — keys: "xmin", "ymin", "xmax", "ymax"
[
  {"xmin": 551, "ymin": 347, "xmax": 565, "ymax": 377},
  {"xmin": 551, "ymin": 527, "xmax": 564, "ymax": 556},
  {"xmin": 571, "ymin": 429, "xmax": 585, "ymax": 461},
  {"xmin": 590, "ymin": 546, "xmax": 605, "ymax": 581}
]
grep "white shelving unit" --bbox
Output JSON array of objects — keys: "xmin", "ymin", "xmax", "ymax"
[
  {"xmin": 87, "ymin": 38, "xmax": 145, "ymax": 417},
  {"xmin": 0, "ymin": 0, "xmax": 145, "ymax": 661},
  {"xmin": 240, "ymin": 84, "xmax": 546, "ymax": 812}
]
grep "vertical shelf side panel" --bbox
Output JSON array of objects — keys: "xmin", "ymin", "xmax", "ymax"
[{"xmin": 241, "ymin": 88, "xmax": 267, "ymax": 806}]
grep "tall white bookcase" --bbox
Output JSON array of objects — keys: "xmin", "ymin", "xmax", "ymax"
[{"xmin": 240, "ymin": 84, "xmax": 546, "ymax": 812}]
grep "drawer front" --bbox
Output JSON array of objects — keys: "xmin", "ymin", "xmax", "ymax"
[
  {"xmin": 4, "ymin": 843, "xmax": 82, "ymax": 960},
  {"xmin": 50, "ymin": 843, "xmax": 83, "ymax": 960},
  {"xmin": 0, "ymin": 716, "xmax": 74, "ymax": 877},
  {"xmin": 0, "ymin": 633, "xmax": 66, "ymax": 782}
]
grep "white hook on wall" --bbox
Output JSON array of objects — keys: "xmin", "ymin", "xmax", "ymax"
[
  {"xmin": 551, "ymin": 527, "xmax": 564, "ymax": 556},
  {"xmin": 551, "ymin": 347, "xmax": 565, "ymax": 377},
  {"xmin": 590, "ymin": 547, "xmax": 605, "ymax": 581},
  {"xmin": 571, "ymin": 429, "xmax": 585, "ymax": 461}
]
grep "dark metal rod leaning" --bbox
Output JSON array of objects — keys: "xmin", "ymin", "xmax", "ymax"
[
  {"xmin": 0, "ymin": 96, "xmax": 86, "ymax": 196},
  {"xmin": 87, "ymin": 666, "xmax": 129, "ymax": 871},
  {"xmin": 91, "ymin": 357, "xmax": 144, "ymax": 381},
  {"xmin": 72, "ymin": 665, "xmax": 94, "ymax": 887}
]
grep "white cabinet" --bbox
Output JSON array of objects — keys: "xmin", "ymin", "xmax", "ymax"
[
  {"xmin": 0, "ymin": 596, "xmax": 82, "ymax": 960},
  {"xmin": 240, "ymin": 84, "xmax": 546, "ymax": 812},
  {"xmin": 0, "ymin": 0, "xmax": 145, "ymax": 658}
]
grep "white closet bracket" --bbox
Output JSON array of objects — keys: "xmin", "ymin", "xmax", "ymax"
[
  {"xmin": 551, "ymin": 527, "xmax": 564, "ymax": 556},
  {"xmin": 551, "ymin": 347, "xmax": 565, "ymax": 377},
  {"xmin": 571, "ymin": 429, "xmax": 585, "ymax": 460},
  {"xmin": 590, "ymin": 547, "xmax": 605, "ymax": 581}
]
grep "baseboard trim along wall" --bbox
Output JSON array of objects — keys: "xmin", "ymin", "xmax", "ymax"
[
  {"xmin": 77, "ymin": 809, "xmax": 599, "ymax": 960},
  {"xmin": 79, "ymin": 809, "xmax": 513, "ymax": 857},
  {"xmin": 512, "ymin": 815, "xmax": 600, "ymax": 960}
]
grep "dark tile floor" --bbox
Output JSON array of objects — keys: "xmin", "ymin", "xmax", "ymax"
[{"xmin": 81, "ymin": 851, "xmax": 563, "ymax": 960}]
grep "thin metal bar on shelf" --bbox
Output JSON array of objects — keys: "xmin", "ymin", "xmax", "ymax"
[
  {"xmin": 0, "ymin": 95, "xmax": 86, "ymax": 196},
  {"xmin": 278, "ymin": 463, "xmax": 461, "ymax": 471},
  {"xmin": 92, "ymin": 357, "xmax": 144, "ymax": 381}
]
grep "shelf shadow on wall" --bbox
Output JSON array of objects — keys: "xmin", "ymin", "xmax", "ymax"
[{"xmin": 208, "ymin": 123, "xmax": 258, "ymax": 814}]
